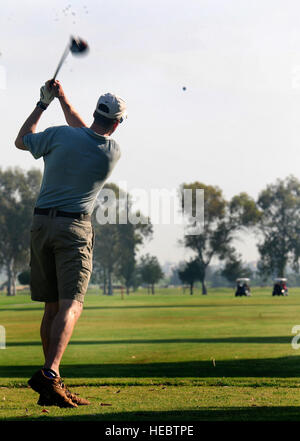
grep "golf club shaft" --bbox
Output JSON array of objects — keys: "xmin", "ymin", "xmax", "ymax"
[{"xmin": 52, "ymin": 44, "xmax": 70, "ymax": 81}]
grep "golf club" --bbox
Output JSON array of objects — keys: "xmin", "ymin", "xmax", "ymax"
[{"xmin": 52, "ymin": 35, "xmax": 89, "ymax": 82}]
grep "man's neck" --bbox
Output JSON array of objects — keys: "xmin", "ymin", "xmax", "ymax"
[{"xmin": 89, "ymin": 122, "xmax": 111, "ymax": 137}]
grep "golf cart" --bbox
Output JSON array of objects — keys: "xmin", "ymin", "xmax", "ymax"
[
  {"xmin": 235, "ymin": 278, "xmax": 251, "ymax": 297},
  {"xmin": 272, "ymin": 278, "xmax": 288, "ymax": 296}
]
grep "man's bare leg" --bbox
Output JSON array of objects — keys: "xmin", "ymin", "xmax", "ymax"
[
  {"xmin": 43, "ymin": 299, "xmax": 83, "ymax": 376},
  {"xmin": 40, "ymin": 302, "xmax": 59, "ymax": 360}
]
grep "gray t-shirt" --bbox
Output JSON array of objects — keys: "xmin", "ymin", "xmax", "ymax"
[{"xmin": 23, "ymin": 126, "xmax": 121, "ymax": 214}]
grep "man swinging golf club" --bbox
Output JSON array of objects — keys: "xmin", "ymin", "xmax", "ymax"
[{"xmin": 15, "ymin": 80, "xmax": 127, "ymax": 408}]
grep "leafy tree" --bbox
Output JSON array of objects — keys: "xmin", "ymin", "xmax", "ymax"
[
  {"xmin": 93, "ymin": 183, "xmax": 127, "ymax": 295},
  {"xmin": 206, "ymin": 267, "xmax": 230, "ymax": 288},
  {"xmin": 180, "ymin": 182, "xmax": 259, "ymax": 295},
  {"xmin": 221, "ymin": 251, "xmax": 252, "ymax": 285},
  {"xmin": 139, "ymin": 254, "xmax": 163, "ymax": 294},
  {"xmin": 131, "ymin": 267, "xmax": 143, "ymax": 292},
  {"xmin": 0, "ymin": 168, "xmax": 42, "ymax": 295},
  {"xmin": 178, "ymin": 259, "xmax": 201, "ymax": 295},
  {"xmin": 256, "ymin": 176, "xmax": 300, "ymax": 278},
  {"xmin": 93, "ymin": 183, "xmax": 152, "ymax": 295},
  {"xmin": 116, "ymin": 208, "xmax": 152, "ymax": 294},
  {"xmin": 93, "ymin": 221, "xmax": 119, "ymax": 295},
  {"xmin": 169, "ymin": 263, "xmax": 185, "ymax": 286},
  {"xmin": 90, "ymin": 260, "xmax": 107, "ymax": 292}
]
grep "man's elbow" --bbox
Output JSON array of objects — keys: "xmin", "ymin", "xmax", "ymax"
[
  {"xmin": 14, "ymin": 138, "xmax": 21, "ymax": 149},
  {"xmin": 15, "ymin": 137, "xmax": 27, "ymax": 150}
]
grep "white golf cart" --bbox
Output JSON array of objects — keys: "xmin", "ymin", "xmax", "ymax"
[
  {"xmin": 272, "ymin": 278, "xmax": 288, "ymax": 296},
  {"xmin": 235, "ymin": 278, "xmax": 251, "ymax": 297}
]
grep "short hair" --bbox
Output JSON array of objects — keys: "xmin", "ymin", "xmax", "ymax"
[
  {"xmin": 93, "ymin": 108, "xmax": 118, "ymax": 131},
  {"xmin": 93, "ymin": 111, "xmax": 118, "ymax": 131}
]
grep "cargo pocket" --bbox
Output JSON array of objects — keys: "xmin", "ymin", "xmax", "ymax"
[{"xmin": 76, "ymin": 255, "xmax": 92, "ymax": 295}]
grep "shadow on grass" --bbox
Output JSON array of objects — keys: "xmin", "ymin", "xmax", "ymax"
[
  {"xmin": 6, "ymin": 336, "xmax": 293, "ymax": 347},
  {"xmin": 81, "ymin": 303, "xmax": 295, "ymax": 310},
  {"xmin": 1, "ymin": 356, "xmax": 300, "ymax": 378},
  {"xmin": 0, "ymin": 307, "xmax": 43, "ymax": 312},
  {"xmin": 43, "ymin": 406, "xmax": 300, "ymax": 421},
  {"xmin": 0, "ymin": 302, "xmax": 291, "ymax": 312},
  {"xmin": 3, "ymin": 407, "xmax": 300, "ymax": 421}
]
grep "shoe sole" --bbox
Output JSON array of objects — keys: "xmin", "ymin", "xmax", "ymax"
[{"xmin": 38, "ymin": 398, "xmax": 89, "ymax": 406}]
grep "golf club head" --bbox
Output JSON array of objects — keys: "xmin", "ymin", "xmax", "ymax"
[
  {"xmin": 52, "ymin": 36, "xmax": 89, "ymax": 82},
  {"xmin": 70, "ymin": 36, "xmax": 89, "ymax": 56}
]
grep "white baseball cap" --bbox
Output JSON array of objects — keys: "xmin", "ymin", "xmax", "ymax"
[{"xmin": 95, "ymin": 93, "xmax": 127, "ymax": 123}]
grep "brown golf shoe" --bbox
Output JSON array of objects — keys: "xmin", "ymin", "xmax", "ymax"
[
  {"xmin": 28, "ymin": 370, "xmax": 77, "ymax": 408},
  {"xmin": 37, "ymin": 380, "xmax": 90, "ymax": 406}
]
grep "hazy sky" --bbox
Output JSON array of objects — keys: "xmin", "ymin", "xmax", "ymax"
[{"xmin": 1, "ymin": 0, "xmax": 300, "ymax": 265}]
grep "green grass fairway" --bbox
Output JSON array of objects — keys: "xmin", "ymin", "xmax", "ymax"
[{"xmin": 1, "ymin": 287, "xmax": 300, "ymax": 421}]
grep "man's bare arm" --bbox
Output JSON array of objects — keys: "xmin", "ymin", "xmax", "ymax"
[
  {"xmin": 15, "ymin": 106, "xmax": 44, "ymax": 150},
  {"xmin": 15, "ymin": 81, "xmax": 55, "ymax": 150},
  {"xmin": 15, "ymin": 80, "xmax": 85, "ymax": 150},
  {"xmin": 53, "ymin": 80, "xmax": 86, "ymax": 128}
]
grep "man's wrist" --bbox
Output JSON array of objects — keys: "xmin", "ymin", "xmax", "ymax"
[
  {"xmin": 36, "ymin": 101, "xmax": 48, "ymax": 111},
  {"xmin": 58, "ymin": 94, "xmax": 67, "ymax": 102}
]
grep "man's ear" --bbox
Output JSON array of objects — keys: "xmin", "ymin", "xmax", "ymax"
[{"xmin": 111, "ymin": 120, "xmax": 120, "ymax": 133}]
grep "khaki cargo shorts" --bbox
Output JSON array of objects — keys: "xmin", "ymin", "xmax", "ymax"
[{"xmin": 30, "ymin": 213, "xmax": 94, "ymax": 303}]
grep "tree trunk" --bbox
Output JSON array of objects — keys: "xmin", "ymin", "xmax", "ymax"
[
  {"xmin": 6, "ymin": 260, "xmax": 16, "ymax": 296},
  {"xmin": 6, "ymin": 264, "xmax": 11, "ymax": 296},
  {"xmin": 190, "ymin": 282, "xmax": 193, "ymax": 295},
  {"xmin": 151, "ymin": 284, "xmax": 155, "ymax": 294},
  {"xmin": 102, "ymin": 279, "xmax": 107, "ymax": 295},
  {"xmin": 108, "ymin": 271, "xmax": 113, "ymax": 296},
  {"xmin": 12, "ymin": 268, "xmax": 16, "ymax": 296},
  {"xmin": 126, "ymin": 285, "xmax": 130, "ymax": 295},
  {"xmin": 102, "ymin": 270, "xmax": 107, "ymax": 295},
  {"xmin": 201, "ymin": 280, "xmax": 207, "ymax": 295}
]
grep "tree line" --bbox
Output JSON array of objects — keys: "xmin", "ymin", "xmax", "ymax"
[
  {"xmin": 0, "ymin": 167, "xmax": 299, "ymax": 296},
  {"xmin": 178, "ymin": 177, "xmax": 300, "ymax": 294}
]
